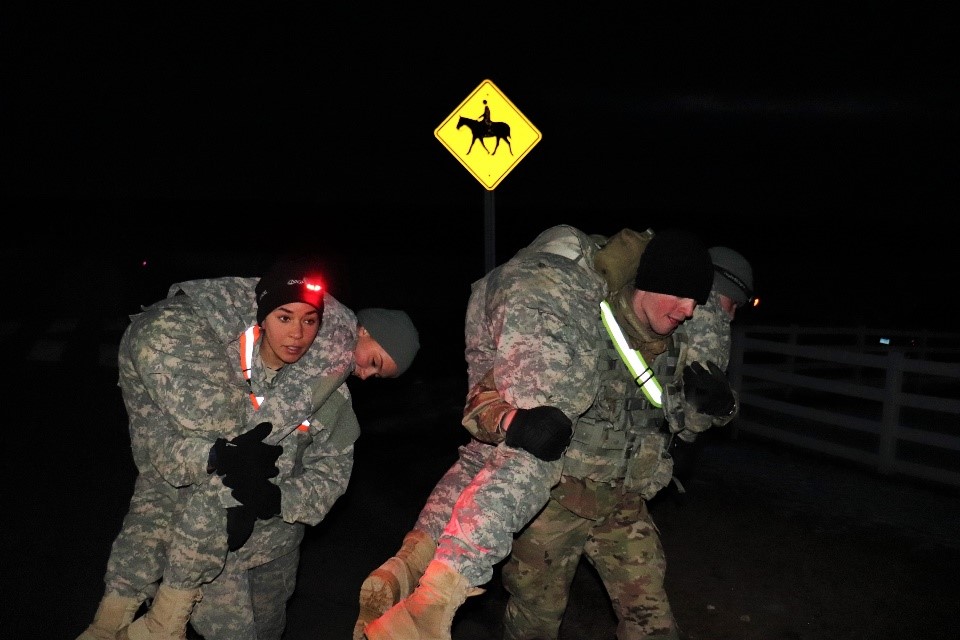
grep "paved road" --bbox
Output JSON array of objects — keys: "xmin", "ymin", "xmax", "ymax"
[{"xmin": 9, "ymin": 317, "xmax": 960, "ymax": 640}]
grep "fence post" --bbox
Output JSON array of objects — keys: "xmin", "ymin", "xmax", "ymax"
[
  {"xmin": 878, "ymin": 348, "xmax": 904, "ymax": 476},
  {"xmin": 785, "ymin": 324, "xmax": 799, "ymax": 401},
  {"xmin": 855, "ymin": 325, "xmax": 866, "ymax": 385}
]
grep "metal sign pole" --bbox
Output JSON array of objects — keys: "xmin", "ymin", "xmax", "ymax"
[{"xmin": 484, "ymin": 189, "xmax": 496, "ymax": 273}]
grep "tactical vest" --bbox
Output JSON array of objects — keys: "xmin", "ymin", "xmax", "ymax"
[{"xmin": 562, "ymin": 328, "xmax": 687, "ymax": 489}]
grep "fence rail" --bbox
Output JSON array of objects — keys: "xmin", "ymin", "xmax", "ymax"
[{"xmin": 727, "ymin": 324, "xmax": 960, "ymax": 489}]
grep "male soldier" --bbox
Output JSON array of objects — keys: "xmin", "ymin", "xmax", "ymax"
[
  {"xmin": 499, "ymin": 245, "xmax": 755, "ymax": 640},
  {"xmin": 356, "ymin": 226, "xmax": 737, "ymax": 639},
  {"xmin": 685, "ymin": 246, "xmax": 755, "ymax": 370}
]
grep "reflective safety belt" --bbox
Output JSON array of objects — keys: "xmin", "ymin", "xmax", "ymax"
[
  {"xmin": 240, "ymin": 325, "xmax": 310, "ymax": 431},
  {"xmin": 600, "ymin": 301, "xmax": 663, "ymax": 408}
]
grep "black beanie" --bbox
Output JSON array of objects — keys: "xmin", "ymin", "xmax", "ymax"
[
  {"xmin": 633, "ymin": 228, "xmax": 713, "ymax": 305},
  {"xmin": 255, "ymin": 256, "xmax": 326, "ymax": 325}
]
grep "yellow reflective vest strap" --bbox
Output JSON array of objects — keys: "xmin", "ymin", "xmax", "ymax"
[{"xmin": 599, "ymin": 301, "xmax": 663, "ymax": 408}]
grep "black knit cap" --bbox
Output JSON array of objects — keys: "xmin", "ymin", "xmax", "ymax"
[
  {"xmin": 255, "ymin": 256, "xmax": 326, "ymax": 325},
  {"xmin": 633, "ymin": 228, "xmax": 714, "ymax": 305}
]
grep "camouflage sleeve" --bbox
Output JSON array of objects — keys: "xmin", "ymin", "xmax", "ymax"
[
  {"xmin": 278, "ymin": 383, "xmax": 358, "ymax": 525},
  {"xmin": 300, "ymin": 295, "xmax": 357, "ymax": 381},
  {"xmin": 121, "ymin": 297, "xmax": 247, "ymax": 488},
  {"xmin": 662, "ymin": 291, "xmax": 738, "ymax": 440},
  {"xmin": 683, "ymin": 291, "xmax": 732, "ymax": 371}
]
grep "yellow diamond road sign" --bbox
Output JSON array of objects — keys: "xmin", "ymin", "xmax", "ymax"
[{"xmin": 435, "ymin": 79, "xmax": 542, "ymax": 191}]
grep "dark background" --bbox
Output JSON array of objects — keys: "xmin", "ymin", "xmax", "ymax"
[
  {"xmin": 4, "ymin": 4, "xmax": 958, "ymax": 378},
  {"xmin": 5, "ymin": 6, "xmax": 960, "ymax": 639}
]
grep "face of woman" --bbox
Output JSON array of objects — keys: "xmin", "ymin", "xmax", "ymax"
[
  {"xmin": 352, "ymin": 327, "xmax": 399, "ymax": 380},
  {"xmin": 259, "ymin": 302, "xmax": 322, "ymax": 370}
]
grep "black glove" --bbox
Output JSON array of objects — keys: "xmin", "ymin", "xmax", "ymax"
[
  {"xmin": 504, "ymin": 406, "xmax": 573, "ymax": 461},
  {"xmin": 208, "ymin": 422, "xmax": 282, "ymax": 479},
  {"xmin": 682, "ymin": 361, "xmax": 735, "ymax": 417},
  {"xmin": 223, "ymin": 473, "xmax": 282, "ymax": 520},
  {"xmin": 226, "ymin": 505, "xmax": 256, "ymax": 551}
]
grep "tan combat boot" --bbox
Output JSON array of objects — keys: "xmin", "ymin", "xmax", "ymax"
[
  {"xmin": 363, "ymin": 559, "xmax": 482, "ymax": 640},
  {"xmin": 75, "ymin": 595, "xmax": 141, "ymax": 640},
  {"xmin": 116, "ymin": 584, "xmax": 202, "ymax": 640},
  {"xmin": 354, "ymin": 530, "xmax": 437, "ymax": 640}
]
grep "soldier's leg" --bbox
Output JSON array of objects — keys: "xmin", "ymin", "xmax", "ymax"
[
  {"xmin": 364, "ymin": 446, "xmax": 562, "ymax": 640},
  {"xmin": 116, "ymin": 487, "xmax": 214, "ymax": 640},
  {"xmin": 354, "ymin": 440, "xmax": 497, "ymax": 639},
  {"xmin": 586, "ymin": 493, "xmax": 678, "ymax": 640},
  {"xmin": 435, "ymin": 442, "xmax": 563, "ymax": 586},
  {"xmin": 189, "ymin": 552, "xmax": 258, "ymax": 640},
  {"xmin": 248, "ymin": 548, "xmax": 300, "ymax": 640},
  {"xmin": 162, "ymin": 480, "xmax": 229, "ymax": 588},
  {"xmin": 101, "ymin": 472, "xmax": 174, "ymax": 601},
  {"xmin": 501, "ymin": 497, "xmax": 590, "ymax": 640},
  {"xmin": 84, "ymin": 439, "xmax": 174, "ymax": 639},
  {"xmin": 111, "ymin": 294, "xmax": 240, "ymax": 599},
  {"xmin": 98, "ymin": 315, "xmax": 183, "ymax": 605},
  {"xmin": 120, "ymin": 297, "xmax": 251, "ymax": 639},
  {"xmin": 413, "ymin": 439, "xmax": 495, "ymax": 539}
]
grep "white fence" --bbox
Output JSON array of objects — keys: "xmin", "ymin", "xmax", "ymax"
[{"xmin": 727, "ymin": 325, "xmax": 960, "ymax": 490}]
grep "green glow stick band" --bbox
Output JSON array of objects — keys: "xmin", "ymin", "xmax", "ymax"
[{"xmin": 600, "ymin": 300, "xmax": 663, "ymax": 408}]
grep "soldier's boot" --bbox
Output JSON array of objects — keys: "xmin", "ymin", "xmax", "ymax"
[
  {"xmin": 116, "ymin": 584, "xmax": 202, "ymax": 640},
  {"xmin": 75, "ymin": 595, "xmax": 141, "ymax": 640},
  {"xmin": 353, "ymin": 529, "xmax": 437, "ymax": 640},
  {"xmin": 363, "ymin": 559, "xmax": 483, "ymax": 640}
]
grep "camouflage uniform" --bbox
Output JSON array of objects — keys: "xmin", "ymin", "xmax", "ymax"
[
  {"xmin": 100, "ymin": 276, "xmax": 358, "ymax": 640},
  {"xmin": 684, "ymin": 289, "xmax": 732, "ymax": 371},
  {"xmin": 408, "ymin": 225, "xmax": 607, "ymax": 586},
  {"xmin": 501, "ymin": 291, "xmax": 736, "ymax": 640}
]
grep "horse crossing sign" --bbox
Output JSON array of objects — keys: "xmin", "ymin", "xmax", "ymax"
[{"xmin": 435, "ymin": 79, "xmax": 542, "ymax": 190}]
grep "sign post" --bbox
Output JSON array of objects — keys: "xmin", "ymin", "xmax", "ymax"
[{"xmin": 436, "ymin": 79, "xmax": 542, "ymax": 272}]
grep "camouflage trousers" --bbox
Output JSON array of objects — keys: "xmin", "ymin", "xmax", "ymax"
[
  {"xmin": 502, "ymin": 484, "xmax": 678, "ymax": 640},
  {"xmin": 102, "ymin": 472, "xmax": 236, "ymax": 598},
  {"xmin": 414, "ymin": 439, "xmax": 562, "ymax": 586},
  {"xmin": 102, "ymin": 471, "xmax": 174, "ymax": 603},
  {"xmin": 190, "ymin": 546, "xmax": 299, "ymax": 640}
]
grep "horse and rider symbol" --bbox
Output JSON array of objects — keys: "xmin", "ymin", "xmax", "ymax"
[{"xmin": 457, "ymin": 100, "xmax": 512, "ymax": 156}]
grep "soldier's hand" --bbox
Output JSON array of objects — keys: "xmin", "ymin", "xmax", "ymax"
[
  {"xmin": 223, "ymin": 474, "xmax": 282, "ymax": 520},
  {"xmin": 226, "ymin": 505, "xmax": 256, "ymax": 551},
  {"xmin": 208, "ymin": 422, "xmax": 282, "ymax": 479},
  {"xmin": 505, "ymin": 406, "xmax": 573, "ymax": 461},
  {"xmin": 682, "ymin": 361, "xmax": 735, "ymax": 417}
]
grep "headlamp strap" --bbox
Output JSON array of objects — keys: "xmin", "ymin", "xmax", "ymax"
[{"xmin": 600, "ymin": 301, "xmax": 663, "ymax": 408}]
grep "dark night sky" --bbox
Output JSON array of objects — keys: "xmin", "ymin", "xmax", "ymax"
[{"xmin": 4, "ymin": 4, "xmax": 959, "ymax": 351}]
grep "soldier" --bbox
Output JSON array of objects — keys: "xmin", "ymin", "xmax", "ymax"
[
  {"xmin": 499, "ymin": 245, "xmax": 755, "ymax": 640},
  {"xmin": 76, "ymin": 256, "xmax": 420, "ymax": 640},
  {"xmin": 356, "ymin": 226, "xmax": 737, "ymax": 640},
  {"xmin": 685, "ymin": 246, "xmax": 756, "ymax": 370}
]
